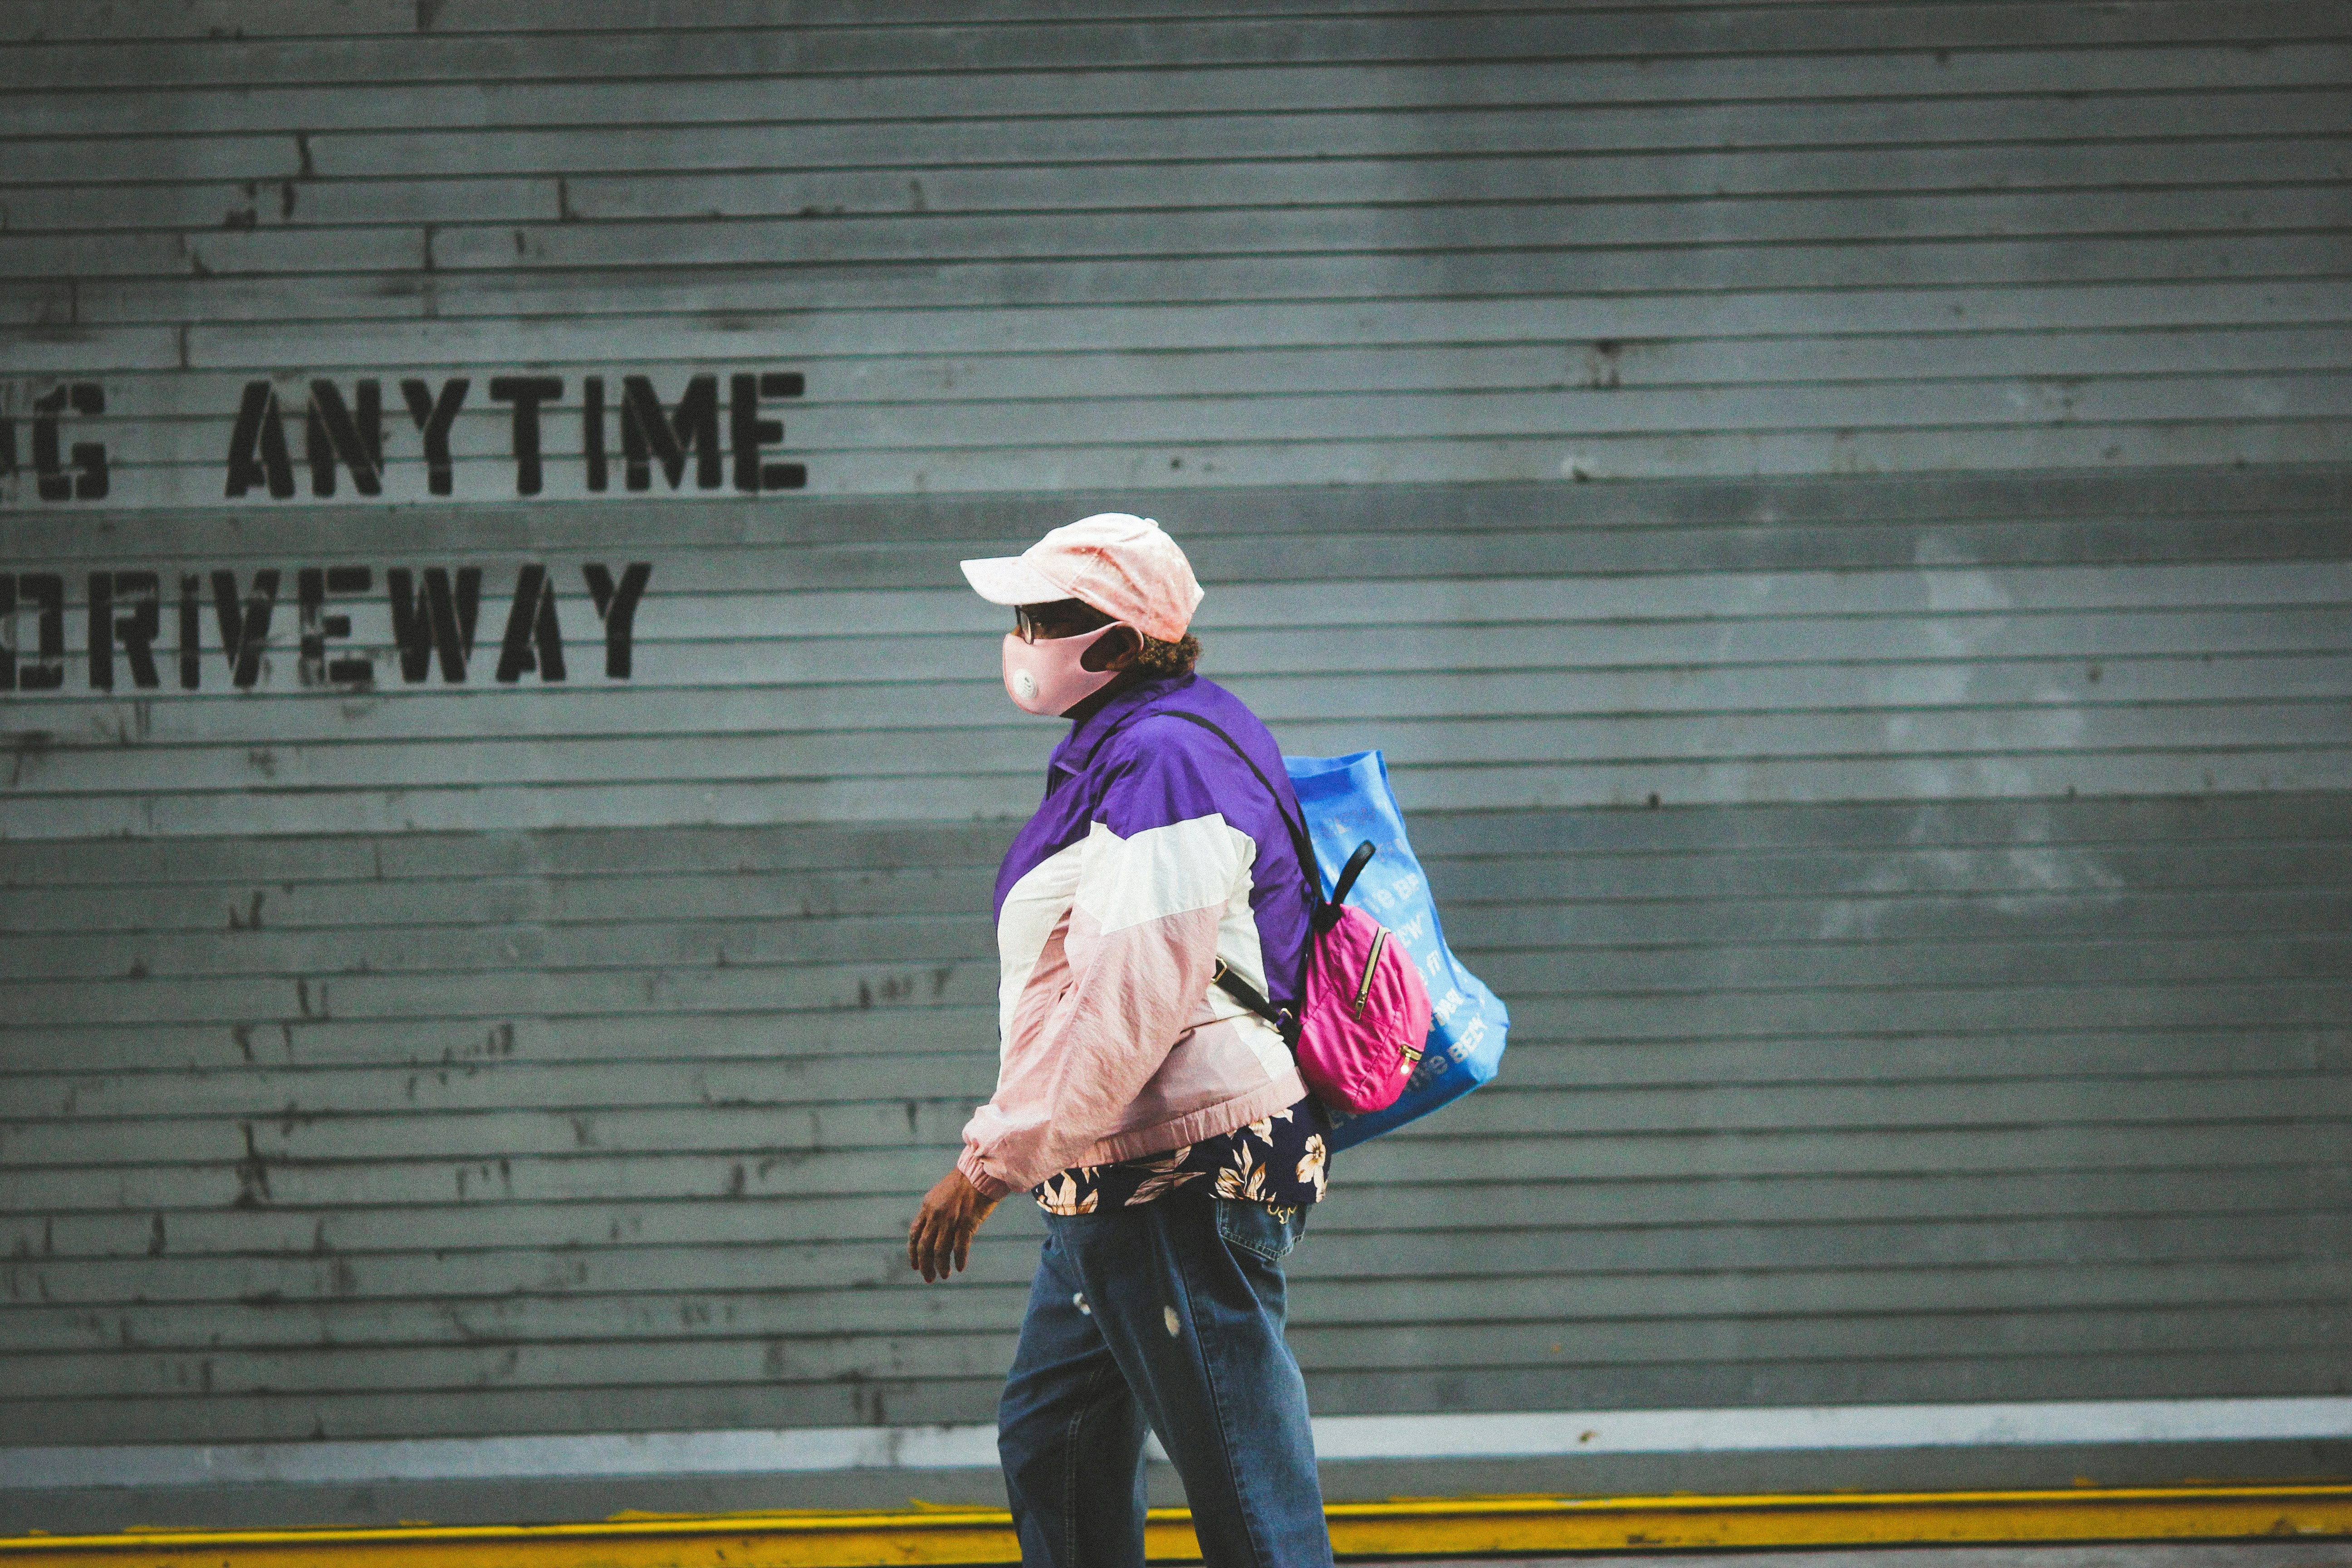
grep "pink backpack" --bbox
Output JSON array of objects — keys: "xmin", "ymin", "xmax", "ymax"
[{"xmin": 1160, "ymin": 713, "xmax": 1436, "ymax": 1115}]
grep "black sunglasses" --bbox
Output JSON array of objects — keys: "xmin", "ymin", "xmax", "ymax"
[{"xmin": 1013, "ymin": 604, "xmax": 1114, "ymax": 643}]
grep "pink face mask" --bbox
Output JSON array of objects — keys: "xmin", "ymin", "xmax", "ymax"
[{"xmin": 1002, "ymin": 622, "xmax": 1127, "ymax": 716}]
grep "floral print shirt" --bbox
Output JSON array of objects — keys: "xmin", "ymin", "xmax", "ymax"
[{"xmin": 1032, "ymin": 1096, "xmax": 1330, "ymax": 1220}]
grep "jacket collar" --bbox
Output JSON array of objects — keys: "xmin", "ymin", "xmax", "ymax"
[{"xmin": 1049, "ymin": 671, "xmax": 1197, "ymax": 779}]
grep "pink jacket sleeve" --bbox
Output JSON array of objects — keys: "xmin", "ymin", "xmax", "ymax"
[{"xmin": 957, "ymin": 751, "xmax": 1252, "ymax": 1197}]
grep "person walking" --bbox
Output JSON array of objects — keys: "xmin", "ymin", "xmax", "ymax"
[{"xmin": 906, "ymin": 513, "xmax": 1336, "ymax": 1568}]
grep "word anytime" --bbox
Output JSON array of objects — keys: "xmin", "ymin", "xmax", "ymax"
[
  {"xmin": 3, "ymin": 372, "xmax": 805, "ymax": 504},
  {"xmin": 0, "ymin": 564, "xmax": 651, "ymax": 691}
]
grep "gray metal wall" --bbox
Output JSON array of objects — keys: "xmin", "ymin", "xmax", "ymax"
[{"xmin": 1, "ymin": 0, "xmax": 2347, "ymax": 1494}]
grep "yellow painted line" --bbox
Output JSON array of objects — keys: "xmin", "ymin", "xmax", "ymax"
[{"xmin": 1, "ymin": 1484, "xmax": 2347, "ymax": 1565}]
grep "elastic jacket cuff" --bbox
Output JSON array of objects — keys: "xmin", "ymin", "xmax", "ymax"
[{"xmin": 956, "ymin": 1148, "xmax": 1015, "ymax": 1200}]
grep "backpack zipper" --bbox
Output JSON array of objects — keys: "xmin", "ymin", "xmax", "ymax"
[{"xmin": 1352, "ymin": 928, "xmax": 1389, "ymax": 1017}]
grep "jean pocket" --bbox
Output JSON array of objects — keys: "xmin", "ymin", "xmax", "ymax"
[{"xmin": 1215, "ymin": 1197, "xmax": 1308, "ymax": 1262}]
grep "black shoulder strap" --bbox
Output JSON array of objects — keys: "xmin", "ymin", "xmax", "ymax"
[
  {"xmin": 1148, "ymin": 710, "xmax": 1379, "ymax": 911},
  {"xmin": 1142, "ymin": 710, "xmax": 1382, "ymax": 1038},
  {"xmin": 1148, "ymin": 710, "xmax": 1318, "ymax": 879}
]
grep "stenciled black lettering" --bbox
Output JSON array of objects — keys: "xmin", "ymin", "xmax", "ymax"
[
  {"xmin": 224, "ymin": 382, "xmax": 298, "ymax": 499},
  {"xmin": 620, "ymin": 374, "xmax": 721, "ymax": 492},
  {"xmin": 582, "ymin": 376, "xmax": 608, "ymax": 492},
  {"xmin": 28, "ymin": 382, "xmax": 111, "ymax": 501},
  {"xmin": 85, "ymin": 571, "xmax": 108, "ymax": 686},
  {"xmin": 581, "ymin": 562, "xmax": 652, "ymax": 678},
  {"xmin": 298, "ymin": 566, "xmax": 374, "ymax": 686},
  {"xmin": 729, "ymin": 371, "xmax": 805, "ymax": 491},
  {"xmin": 178, "ymin": 574, "xmax": 203, "ymax": 690},
  {"xmin": 68, "ymin": 383, "xmax": 107, "ymax": 500},
  {"xmin": 305, "ymin": 380, "xmax": 383, "ymax": 497},
  {"xmin": 34, "ymin": 387, "xmax": 69, "ymax": 501},
  {"xmin": 490, "ymin": 375, "xmax": 563, "ymax": 496},
  {"xmin": 400, "ymin": 377, "xmax": 470, "ymax": 496},
  {"xmin": 728, "ymin": 374, "xmax": 777, "ymax": 493},
  {"xmin": 87, "ymin": 571, "xmax": 160, "ymax": 691},
  {"xmin": 210, "ymin": 568, "xmax": 281, "ymax": 689},
  {"xmin": 386, "ymin": 566, "xmax": 484, "ymax": 682},
  {"xmin": 495, "ymin": 564, "xmax": 566, "ymax": 682},
  {"xmin": 11, "ymin": 573, "xmax": 64, "ymax": 690},
  {"xmin": 32, "ymin": 386, "xmax": 104, "ymax": 501}
]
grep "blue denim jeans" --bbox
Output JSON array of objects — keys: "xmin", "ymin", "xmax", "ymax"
[{"xmin": 996, "ymin": 1187, "xmax": 1332, "ymax": 1568}]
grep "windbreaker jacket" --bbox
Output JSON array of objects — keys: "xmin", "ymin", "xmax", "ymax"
[{"xmin": 956, "ymin": 674, "xmax": 1314, "ymax": 1199}]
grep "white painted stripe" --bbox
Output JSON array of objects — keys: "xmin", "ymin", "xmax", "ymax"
[
  {"xmin": 0, "ymin": 1425, "xmax": 1001, "ymax": 1492},
  {"xmin": 1308, "ymin": 1399, "xmax": 2352, "ymax": 1461},
  {"xmin": 4, "ymin": 1398, "xmax": 2345, "ymax": 1491}
]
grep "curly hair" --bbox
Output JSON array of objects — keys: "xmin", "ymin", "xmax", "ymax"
[{"xmin": 1130, "ymin": 631, "xmax": 1203, "ymax": 678}]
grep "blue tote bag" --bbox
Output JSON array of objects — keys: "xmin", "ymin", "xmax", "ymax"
[{"xmin": 1284, "ymin": 750, "xmax": 1509, "ymax": 1152}]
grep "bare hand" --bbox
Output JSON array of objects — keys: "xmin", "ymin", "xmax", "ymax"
[{"xmin": 908, "ymin": 1168, "xmax": 1000, "ymax": 1283}]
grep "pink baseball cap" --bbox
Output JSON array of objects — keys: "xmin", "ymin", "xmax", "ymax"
[{"xmin": 960, "ymin": 513, "xmax": 1204, "ymax": 643}]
